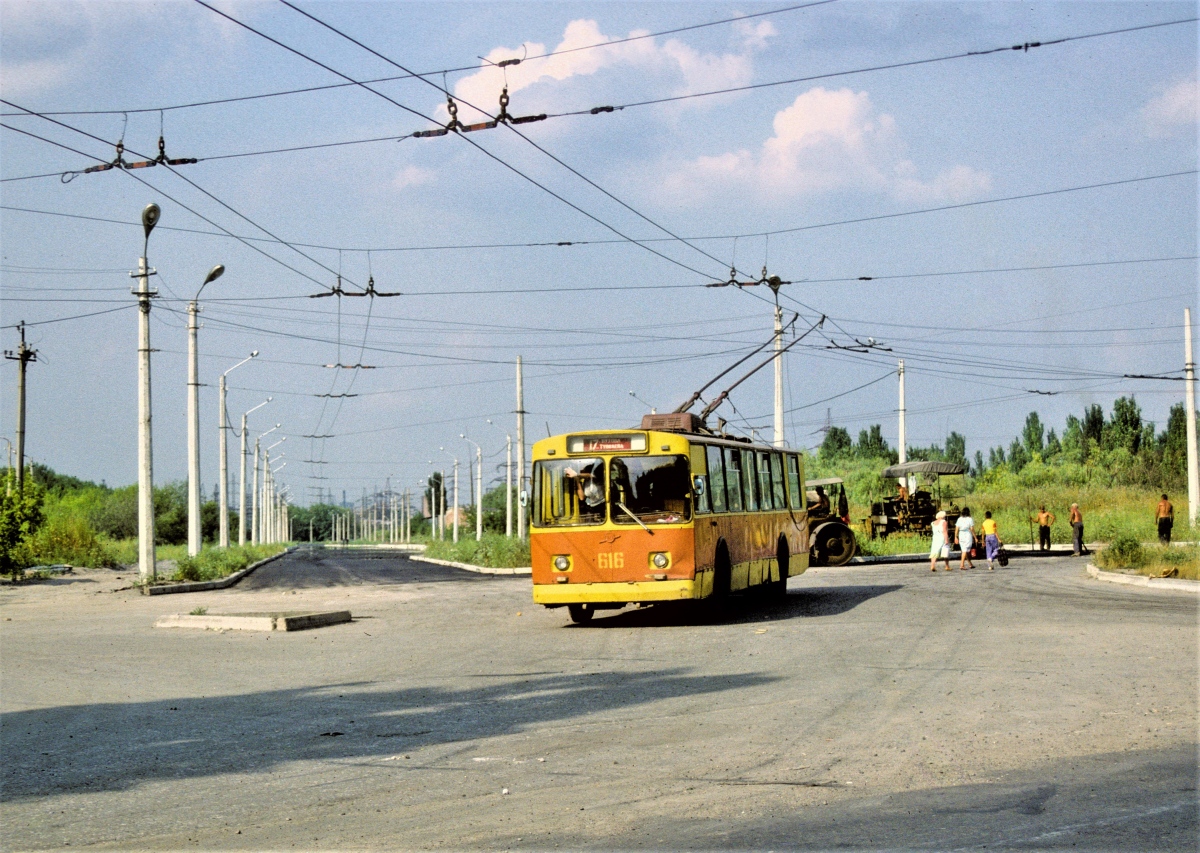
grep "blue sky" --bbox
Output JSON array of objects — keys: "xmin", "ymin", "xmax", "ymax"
[{"xmin": 1, "ymin": 0, "xmax": 1196, "ymax": 503}]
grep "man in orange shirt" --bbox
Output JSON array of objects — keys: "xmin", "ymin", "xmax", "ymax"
[{"xmin": 1156, "ymin": 494, "xmax": 1174, "ymax": 545}]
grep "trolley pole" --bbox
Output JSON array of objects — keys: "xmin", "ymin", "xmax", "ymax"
[
  {"xmin": 773, "ymin": 303, "xmax": 784, "ymax": 448},
  {"xmin": 516, "ymin": 356, "xmax": 526, "ymax": 539},
  {"xmin": 1185, "ymin": 307, "xmax": 1198, "ymax": 527},
  {"xmin": 133, "ymin": 204, "xmax": 160, "ymax": 585},
  {"xmin": 4, "ymin": 322, "xmax": 37, "ymax": 491}
]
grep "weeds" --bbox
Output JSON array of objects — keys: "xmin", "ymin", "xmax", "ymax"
[
  {"xmin": 1096, "ymin": 536, "xmax": 1199, "ymax": 581},
  {"xmin": 189, "ymin": 607, "xmax": 208, "ymax": 616},
  {"xmin": 423, "ymin": 534, "xmax": 530, "ymax": 568},
  {"xmin": 172, "ymin": 544, "xmax": 284, "ymax": 582}
]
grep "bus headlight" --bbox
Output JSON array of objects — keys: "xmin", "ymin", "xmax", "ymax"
[
  {"xmin": 651, "ymin": 552, "xmax": 670, "ymax": 569},
  {"xmin": 554, "ymin": 555, "xmax": 571, "ymax": 571}
]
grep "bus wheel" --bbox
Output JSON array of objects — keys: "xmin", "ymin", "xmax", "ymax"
[
  {"xmin": 567, "ymin": 604, "xmax": 594, "ymax": 624},
  {"xmin": 712, "ymin": 543, "xmax": 732, "ymax": 601},
  {"xmin": 773, "ymin": 538, "xmax": 790, "ymax": 599}
]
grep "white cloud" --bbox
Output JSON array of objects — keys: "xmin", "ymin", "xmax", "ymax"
[
  {"xmin": 448, "ymin": 18, "xmax": 766, "ymax": 121},
  {"xmin": 1141, "ymin": 78, "xmax": 1198, "ymax": 138},
  {"xmin": 392, "ymin": 165, "xmax": 435, "ymax": 190},
  {"xmin": 733, "ymin": 19, "xmax": 777, "ymax": 51},
  {"xmin": 663, "ymin": 87, "xmax": 991, "ymax": 204}
]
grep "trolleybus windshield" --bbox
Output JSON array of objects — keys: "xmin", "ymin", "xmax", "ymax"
[
  {"xmin": 608, "ymin": 455, "xmax": 692, "ymax": 525},
  {"xmin": 532, "ymin": 458, "xmax": 606, "ymax": 527}
]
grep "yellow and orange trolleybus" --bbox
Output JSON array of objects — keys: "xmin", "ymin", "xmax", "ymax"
[{"xmin": 530, "ymin": 414, "xmax": 810, "ymax": 623}]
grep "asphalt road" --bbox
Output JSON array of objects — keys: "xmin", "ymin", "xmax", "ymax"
[{"xmin": 1, "ymin": 547, "xmax": 1195, "ymax": 851}]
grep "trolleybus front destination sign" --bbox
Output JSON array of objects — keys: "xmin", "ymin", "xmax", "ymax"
[{"xmin": 567, "ymin": 434, "xmax": 647, "ymax": 453}]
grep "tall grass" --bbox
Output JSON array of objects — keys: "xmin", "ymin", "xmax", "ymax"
[
  {"xmin": 22, "ymin": 516, "xmax": 118, "ymax": 568},
  {"xmin": 172, "ymin": 544, "xmax": 286, "ymax": 583},
  {"xmin": 423, "ymin": 534, "xmax": 530, "ymax": 568},
  {"xmin": 1095, "ymin": 535, "xmax": 1199, "ymax": 581}
]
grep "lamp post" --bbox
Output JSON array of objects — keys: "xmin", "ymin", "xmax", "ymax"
[
  {"xmin": 269, "ymin": 458, "xmax": 287, "ymax": 543},
  {"xmin": 461, "ymin": 434, "xmax": 483, "ymax": 541},
  {"xmin": 133, "ymin": 203, "xmax": 160, "ymax": 585},
  {"xmin": 264, "ymin": 441, "xmax": 285, "ymax": 543},
  {"xmin": 239, "ymin": 399, "xmax": 270, "ymax": 546},
  {"xmin": 186, "ymin": 264, "xmax": 225, "ymax": 557},
  {"xmin": 254, "ymin": 424, "xmax": 279, "ymax": 544},
  {"xmin": 439, "ymin": 447, "xmax": 459, "ymax": 543},
  {"xmin": 218, "ymin": 351, "xmax": 257, "ymax": 548}
]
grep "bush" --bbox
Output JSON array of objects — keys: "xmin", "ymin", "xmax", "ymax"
[
  {"xmin": 1096, "ymin": 534, "xmax": 1145, "ymax": 569},
  {"xmin": 24, "ymin": 516, "xmax": 118, "ymax": 568}
]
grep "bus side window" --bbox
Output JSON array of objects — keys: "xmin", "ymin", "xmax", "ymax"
[
  {"xmin": 757, "ymin": 452, "xmax": 773, "ymax": 510},
  {"xmin": 741, "ymin": 448, "xmax": 759, "ymax": 512},
  {"xmin": 706, "ymin": 445, "xmax": 727, "ymax": 513},
  {"xmin": 770, "ymin": 452, "xmax": 786, "ymax": 509},
  {"xmin": 690, "ymin": 446, "xmax": 710, "ymax": 514},
  {"xmin": 786, "ymin": 454, "xmax": 803, "ymax": 509},
  {"xmin": 723, "ymin": 447, "xmax": 744, "ymax": 512}
]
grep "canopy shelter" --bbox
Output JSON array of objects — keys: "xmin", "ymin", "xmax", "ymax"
[{"xmin": 881, "ymin": 460, "xmax": 965, "ymax": 479}]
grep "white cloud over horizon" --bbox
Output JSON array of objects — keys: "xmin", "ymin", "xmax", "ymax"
[
  {"xmin": 1141, "ymin": 78, "xmax": 1198, "ymax": 138},
  {"xmin": 659, "ymin": 87, "xmax": 992, "ymax": 204},
  {"xmin": 447, "ymin": 18, "xmax": 769, "ymax": 121}
]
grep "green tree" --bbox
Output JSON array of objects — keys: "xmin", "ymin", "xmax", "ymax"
[
  {"xmin": 854, "ymin": 424, "xmax": 891, "ymax": 459},
  {"xmin": 1044, "ymin": 428, "xmax": 1061, "ymax": 459},
  {"xmin": 1082, "ymin": 404, "xmax": 1104, "ymax": 446},
  {"xmin": 1104, "ymin": 396, "xmax": 1142, "ymax": 454},
  {"xmin": 945, "ymin": 432, "xmax": 967, "ymax": 468},
  {"xmin": 820, "ymin": 426, "xmax": 853, "ymax": 459},
  {"xmin": 1022, "ymin": 412, "xmax": 1044, "ymax": 455},
  {"xmin": 1008, "ymin": 438, "xmax": 1029, "ymax": 473},
  {"xmin": 0, "ymin": 474, "xmax": 45, "ymax": 578}
]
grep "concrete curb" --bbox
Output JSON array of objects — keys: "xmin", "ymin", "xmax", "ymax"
[
  {"xmin": 330, "ymin": 543, "xmax": 426, "ymax": 552},
  {"xmin": 849, "ymin": 546, "xmax": 1083, "ymax": 566},
  {"xmin": 410, "ymin": 555, "xmax": 531, "ymax": 576},
  {"xmin": 155, "ymin": 610, "xmax": 352, "ymax": 631},
  {"xmin": 1086, "ymin": 563, "xmax": 1199, "ymax": 593},
  {"xmin": 142, "ymin": 546, "xmax": 297, "ymax": 596}
]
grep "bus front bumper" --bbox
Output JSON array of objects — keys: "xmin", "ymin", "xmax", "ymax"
[{"xmin": 533, "ymin": 579, "xmax": 697, "ymax": 605}]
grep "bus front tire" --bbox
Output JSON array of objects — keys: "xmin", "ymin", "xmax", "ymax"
[{"xmin": 567, "ymin": 604, "xmax": 594, "ymax": 624}]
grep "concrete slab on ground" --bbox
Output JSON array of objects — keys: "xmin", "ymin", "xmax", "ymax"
[{"xmin": 154, "ymin": 610, "xmax": 352, "ymax": 632}]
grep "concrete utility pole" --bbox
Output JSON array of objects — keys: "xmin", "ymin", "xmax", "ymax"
[
  {"xmin": 773, "ymin": 303, "xmax": 784, "ymax": 448},
  {"xmin": 132, "ymin": 204, "xmax": 161, "ymax": 584},
  {"xmin": 218, "ymin": 353, "xmax": 257, "ymax": 548},
  {"xmin": 461, "ymin": 435, "xmax": 483, "ymax": 542},
  {"xmin": 4, "ymin": 322, "xmax": 37, "ymax": 491},
  {"xmin": 516, "ymin": 356, "xmax": 527, "ymax": 539},
  {"xmin": 505, "ymin": 434, "xmax": 513, "ymax": 537},
  {"xmin": 186, "ymin": 264, "xmax": 225, "ymax": 557},
  {"xmin": 238, "ymin": 398, "xmax": 270, "ymax": 546},
  {"xmin": 453, "ymin": 459, "xmax": 460, "ymax": 543},
  {"xmin": 897, "ymin": 360, "xmax": 907, "ymax": 465},
  {"xmin": 1185, "ymin": 308, "xmax": 1198, "ymax": 527}
]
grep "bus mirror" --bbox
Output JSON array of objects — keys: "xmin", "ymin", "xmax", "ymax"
[
  {"xmin": 519, "ymin": 489, "xmax": 528, "ymax": 507},
  {"xmin": 693, "ymin": 476, "xmax": 705, "ymax": 496}
]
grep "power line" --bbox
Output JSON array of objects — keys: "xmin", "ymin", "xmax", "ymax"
[
  {"xmin": 192, "ymin": 0, "xmax": 729, "ymax": 285},
  {"xmin": 0, "ymin": 2, "xmax": 833, "ymax": 118}
]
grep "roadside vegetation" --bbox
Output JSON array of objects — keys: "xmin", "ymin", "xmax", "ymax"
[
  {"xmin": 172, "ymin": 543, "xmax": 287, "ymax": 583},
  {"xmin": 1094, "ymin": 535, "xmax": 1199, "ymax": 580},
  {"xmin": 809, "ymin": 398, "xmax": 1197, "ymax": 558},
  {"xmin": 423, "ymin": 534, "xmax": 530, "ymax": 568}
]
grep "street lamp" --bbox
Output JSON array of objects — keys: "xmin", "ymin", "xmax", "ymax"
[
  {"xmin": 239, "ymin": 398, "xmax": 271, "ymax": 545},
  {"xmin": 133, "ymin": 202, "xmax": 160, "ymax": 584},
  {"xmin": 629, "ymin": 390, "xmax": 656, "ymax": 414},
  {"xmin": 253, "ymin": 424, "xmax": 280, "ymax": 545},
  {"xmin": 218, "ymin": 351, "xmax": 257, "ymax": 547},
  {"xmin": 186, "ymin": 263, "xmax": 225, "ymax": 557},
  {"xmin": 438, "ymin": 447, "xmax": 459, "ymax": 543},
  {"xmin": 461, "ymin": 433, "xmax": 483, "ymax": 542}
]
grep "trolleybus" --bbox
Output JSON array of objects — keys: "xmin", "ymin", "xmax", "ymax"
[{"xmin": 529, "ymin": 413, "xmax": 810, "ymax": 623}]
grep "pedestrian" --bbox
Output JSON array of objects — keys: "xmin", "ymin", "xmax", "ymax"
[
  {"xmin": 1156, "ymin": 494, "xmax": 1174, "ymax": 545},
  {"xmin": 1069, "ymin": 503, "xmax": 1084, "ymax": 556},
  {"xmin": 1035, "ymin": 505, "xmax": 1056, "ymax": 551},
  {"xmin": 956, "ymin": 506, "xmax": 976, "ymax": 570},
  {"xmin": 981, "ymin": 510, "xmax": 1002, "ymax": 570},
  {"xmin": 930, "ymin": 510, "xmax": 953, "ymax": 572}
]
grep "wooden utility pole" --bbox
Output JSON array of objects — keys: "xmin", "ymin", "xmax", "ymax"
[{"xmin": 4, "ymin": 322, "xmax": 37, "ymax": 491}]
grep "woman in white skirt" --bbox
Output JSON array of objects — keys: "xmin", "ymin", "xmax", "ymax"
[
  {"xmin": 955, "ymin": 507, "xmax": 976, "ymax": 570},
  {"xmin": 930, "ymin": 510, "xmax": 952, "ymax": 572}
]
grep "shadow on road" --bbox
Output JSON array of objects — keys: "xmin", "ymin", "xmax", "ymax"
[
  {"xmin": 1, "ymin": 667, "xmax": 778, "ymax": 801},
  {"xmin": 578, "ymin": 584, "xmax": 904, "ymax": 628}
]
